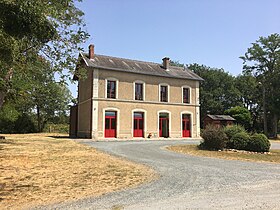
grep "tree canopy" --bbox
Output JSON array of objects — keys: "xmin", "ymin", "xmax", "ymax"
[
  {"xmin": 0, "ymin": 56, "xmax": 72, "ymax": 133},
  {"xmin": 188, "ymin": 63, "xmax": 241, "ymax": 119},
  {"xmin": 224, "ymin": 106, "xmax": 252, "ymax": 130},
  {"xmin": 0, "ymin": 0, "xmax": 89, "ymax": 108},
  {"xmin": 241, "ymin": 33, "xmax": 280, "ymax": 137}
]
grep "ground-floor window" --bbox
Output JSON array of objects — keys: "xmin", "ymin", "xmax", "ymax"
[
  {"xmin": 159, "ymin": 113, "xmax": 169, "ymax": 137},
  {"xmin": 182, "ymin": 114, "xmax": 191, "ymax": 137},
  {"xmin": 105, "ymin": 111, "xmax": 117, "ymax": 138},
  {"xmin": 133, "ymin": 112, "xmax": 144, "ymax": 137}
]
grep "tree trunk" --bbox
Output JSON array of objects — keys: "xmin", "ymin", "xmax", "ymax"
[
  {"xmin": 37, "ymin": 106, "xmax": 42, "ymax": 132},
  {"xmin": 263, "ymin": 86, "xmax": 268, "ymax": 136},
  {"xmin": 272, "ymin": 114, "xmax": 278, "ymax": 139},
  {"xmin": 0, "ymin": 91, "xmax": 6, "ymax": 109},
  {"xmin": 0, "ymin": 68, "xmax": 13, "ymax": 110}
]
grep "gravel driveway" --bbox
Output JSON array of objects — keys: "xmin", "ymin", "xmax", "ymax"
[{"xmin": 43, "ymin": 140, "xmax": 280, "ymax": 210}]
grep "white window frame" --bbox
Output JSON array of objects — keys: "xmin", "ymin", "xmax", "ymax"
[
  {"xmin": 131, "ymin": 109, "xmax": 147, "ymax": 138},
  {"xmin": 102, "ymin": 107, "xmax": 120, "ymax": 138},
  {"xmin": 157, "ymin": 110, "xmax": 171, "ymax": 138},
  {"xmin": 105, "ymin": 77, "xmax": 118, "ymax": 99},
  {"xmin": 180, "ymin": 111, "xmax": 193, "ymax": 138},
  {"xmin": 133, "ymin": 80, "xmax": 145, "ymax": 101},
  {"xmin": 159, "ymin": 83, "xmax": 170, "ymax": 102},
  {"xmin": 182, "ymin": 85, "xmax": 191, "ymax": 104}
]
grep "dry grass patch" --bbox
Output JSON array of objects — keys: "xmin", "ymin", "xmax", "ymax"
[
  {"xmin": 0, "ymin": 133, "xmax": 155, "ymax": 210},
  {"xmin": 167, "ymin": 145, "xmax": 280, "ymax": 163}
]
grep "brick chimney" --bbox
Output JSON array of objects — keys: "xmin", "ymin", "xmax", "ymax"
[
  {"xmin": 162, "ymin": 57, "xmax": 170, "ymax": 69},
  {"xmin": 89, "ymin": 44, "xmax": 95, "ymax": 59}
]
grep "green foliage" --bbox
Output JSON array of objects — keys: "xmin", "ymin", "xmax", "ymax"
[
  {"xmin": 0, "ymin": 0, "xmax": 89, "ymax": 109},
  {"xmin": 14, "ymin": 113, "xmax": 36, "ymax": 133},
  {"xmin": 0, "ymin": 1, "xmax": 57, "ymax": 42},
  {"xmin": 241, "ymin": 33, "xmax": 280, "ymax": 78},
  {"xmin": 224, "ymin": 125, "xmax": 246, "ymax": 148},
  {"xmin": 0, "ymin": 56, "xmax": 72, "ymax": 133},
  {"xmin": 234, "ymin": 74, "xmax": 261, "ymax": 132},
  {"xmin": 0, "ymin": 102, "xmax": 20, "ymax": 123},
  {"xmin": 170, "ymin": 60, "xmax": 185, "ymax": 67},
  {"xmin": 0, "ymin": 103, "xmax": 36, "ymax": 133},
  {"xmin": 11, "ymin": 56, "xmax": 72, "ymax": 132},
  {"xmin": 241, "ymin": 33, "xmax": 280, "ymax": 137},
  {"xmin": 248, "ymin": 134, "xmax": 270, "ymax": 152},
  {"xmin": 224, "ymin": 127, "xmax": 270, "ymax": 152},
  {"xmin": 200, "ymin": 125, "xmax": 228, "ymax": 150},
  {"xmin": 234, "ymin": 74, "xmax": 259, "ymax": 111},
  {"xmin": 188, "ymin": 64, "xmax": 241, "ymax": 119},
  {"xmin": 229, "ymin": 132, "xmax": 251, "ymax": 150},
  {"xmin": 225, "ymin": 106, "xmax": 252, "ymax": 130}
]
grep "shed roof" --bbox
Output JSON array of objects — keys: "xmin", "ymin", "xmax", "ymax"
[
  {"xmin": 79, "ymin": 53, "xmax": 204, "ymax": 81},
  {"xmin": 206, "ymin": 115, "xmax": 236, "ymax": 121}
]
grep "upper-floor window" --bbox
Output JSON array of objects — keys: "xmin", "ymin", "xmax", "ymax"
[
  {"xmin": 135, "ymin": 83, "xmax": 143, "ymax": 100},
  {"xmin": 107, "ymin": 80, "xmax": 116, "ymax": 98},
  {"xmin": 183, "ymin": 87, "xmax": 190, "ymax": 103},
  {"xmin": 160, "ymin": 85, "xmax": 168, "ymax": 102}
]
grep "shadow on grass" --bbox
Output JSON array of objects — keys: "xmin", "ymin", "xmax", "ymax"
[
  {"xmin": 0, "ymin": 138, "xmax": 16, "ymax": 150},
  {"xmin": 48, "ymin": 135, "xmax": 72, "ymax": 139},
  {"xmin": 0, "ymin": 139, "xmax": 15, "ymax": 145}
]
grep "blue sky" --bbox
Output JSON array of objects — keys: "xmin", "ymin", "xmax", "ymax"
[{"xmin": 70, "ymin": 0, "xmax": 280, "ymax": 97}]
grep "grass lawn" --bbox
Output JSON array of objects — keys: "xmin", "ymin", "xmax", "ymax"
[
  {"xmin": 167, "ymin": 145, "xmax": 280, "ymax": 164},
  {"xmin": 0, "ymin": 133, "xmax": 155, "ymax": 210}
]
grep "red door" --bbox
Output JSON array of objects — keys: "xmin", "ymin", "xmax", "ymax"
[
  {"xmin": 105, "ymin": 111, "xmax": 117, "ymax": 138},
  {"xmin": 182, "ymin": 114, "xmax": 191, "ymax": 137},
  {"xmin": 159, "ymin": 113, "xmax": 169, "ymax": 137},
  {"xmin": 133, "ymin": 112, "xmax": 144, "ymax": 137}
]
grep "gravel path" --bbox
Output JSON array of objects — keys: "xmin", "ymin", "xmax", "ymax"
[{"xmin": 41, "ymin": 140, "xmax": 280, "ymax": 210}]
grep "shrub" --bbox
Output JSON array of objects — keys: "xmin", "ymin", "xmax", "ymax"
[
  {"xmin": 229, "ymin": 132, "xmax": 250, "ymax": 150},
  {"xmin": 247, "ymin": 133, "xmax": 270, "ymax": 152},
  {"xmin": 224, "ymin": 124, "xmax": 246, "ymax": 140},
  {"xmin": 200, "ymin": 125, "xmax": 227, "ymax": 150},
  {"xmin": 224, "ymin": 125, "xmax": 246, "ymax": 148},
  {"xmin": 43, "ymin": 123, "xmax": 69, "ymax": 133},
  {"xmin": 0, "ymin": 112, "xmax": 37, "ymax": 134},
  {"xmin": 14, "ymin": 113, "xmax": 37, "ymax": 133}
]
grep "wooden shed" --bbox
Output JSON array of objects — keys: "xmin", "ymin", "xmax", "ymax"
[{"xmin": 204, "ymin": 115, "xmax": 235, "ymax": 128}]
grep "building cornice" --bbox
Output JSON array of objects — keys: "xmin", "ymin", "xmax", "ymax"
[{"xmin": 91, "ymin": 97, "xmax": 200, "ymax": 107}]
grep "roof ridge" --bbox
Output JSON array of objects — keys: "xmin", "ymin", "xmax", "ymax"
[
  {"xmin": 83, "ymin": 53, "xmax": 191, "ymax": 71},
  {"xmin": 93, "ymin": 53, "xmax": 161, "ymax": 66},
  {"xmin": 169, "ymin": 65, "xmax": 188, "ymax": 71}
]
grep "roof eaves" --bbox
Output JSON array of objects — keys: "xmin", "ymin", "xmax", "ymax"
[
  {"xmin": 89, "ymin": 65, "xmax": 204, "ymax": 81},
  {"xmin": 80, "ymin": 52, "xmax": 90, "ymax": 67},
  {"xmin": 207, "ymin": 114, "xmax": 236, "ymax": 121}
]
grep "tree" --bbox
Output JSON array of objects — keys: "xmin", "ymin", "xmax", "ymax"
[
  {"xmin": 0, "ymin": 102, "xmax": 36, "ymax": 134},
  {"xmin": 224, "ymin": 106, "xmax": 252, "ymax": 130},
  {"xmin": 234, "ymin": 74, "xmax": 263, "ymax": 131},
  {"xmin": 0, "ymin": 0, "xmax": 89, "ymax": 109},
  {"xmin": 188, "ymin": 64, "xmax": 241, "ymax": 120},
  {"xmin": 170, "ymin": 60, "xmax": 185, "ymax": 67},
  {"xmin": 234, "ymin": 74, "xmax": 259, "ymax": 110},
  {"xmin": 240, "ymin": 33, "xmax": 280, "ymax": 137},
  {"xmin": 20, "ymin": 56, "xmax": 72, "ymax": 132},
  {"xmin": 32, "ymin": 82, "xmax": 72, "ymax": 132},
  {"xmin": 0, "ymin": 54, "xmax": 73, "ymax": 133}
]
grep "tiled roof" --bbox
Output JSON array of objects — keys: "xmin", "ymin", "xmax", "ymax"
[
  {"xmin": 80, "ymin": 53, "xmax": 204, "ymax": 81},
  {"xmin": 206, "ymin": 115, "xmax": 236, "ymax": 121}
]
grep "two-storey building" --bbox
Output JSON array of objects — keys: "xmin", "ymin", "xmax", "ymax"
[{"xmin": 70, "ymin": 44, "xmax": 203, "ymax": 139}]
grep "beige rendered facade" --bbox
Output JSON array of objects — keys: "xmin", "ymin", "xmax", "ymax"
[{"xmin": 72, "ymin": 45, "xmax": 203, "ymax": 140}]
